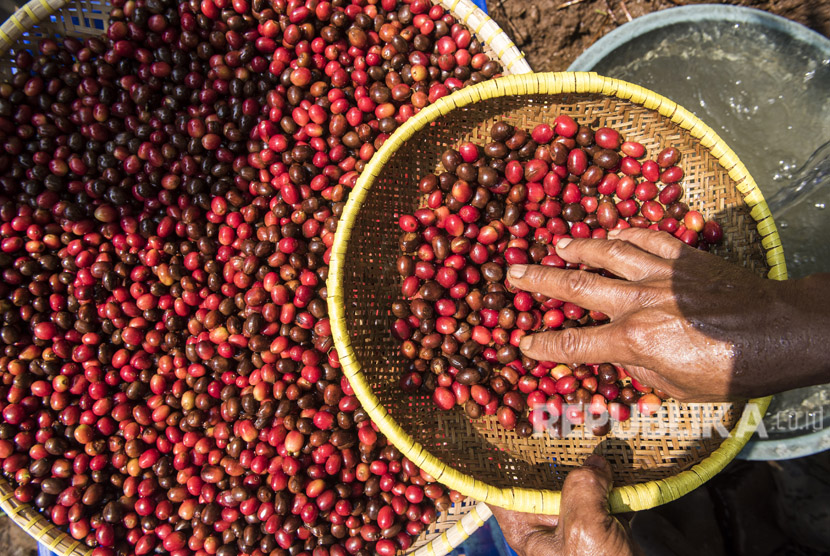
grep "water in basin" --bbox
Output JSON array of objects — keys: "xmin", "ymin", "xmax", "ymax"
[{"xmin": 590, "ymin": 20, "xmax": 830, "ymax": 439}]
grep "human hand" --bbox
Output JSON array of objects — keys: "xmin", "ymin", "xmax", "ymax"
[
  {"xmin": 507, "ymin": 227, "xmax": 830, "ymax": 402},
  {"xmin": 491, "ymin": 455, "xmax": 640, "ymax": 556}
]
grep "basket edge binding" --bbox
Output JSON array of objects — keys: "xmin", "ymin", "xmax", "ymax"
[
  {"xmin": 0, "ymin": 0, "xmax": 531, "ymax": 554},
  {"xmin": 0, "ymin": 0, "xmax": 62, "ymax": 56},
  {"xmin": 327, "ymin": 71, "xmax": 785, "ymax": 516}
]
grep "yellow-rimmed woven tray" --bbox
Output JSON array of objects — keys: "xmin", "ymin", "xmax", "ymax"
[
  {"xmin": 0, "ymin": 0, "xmax": 530, "ymax": 555},
  {"xmin": 328, "ymin": 71, "xmax": 785, "ymax": 515}
]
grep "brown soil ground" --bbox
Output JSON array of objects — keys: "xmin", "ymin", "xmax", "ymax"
[
  {"xmin": 0, "ymin": 515, "xmax": 37, "ymax": 556},
  {"xmin": 488, "ymin": 0, "xmax": 830, "ymax": 72}
]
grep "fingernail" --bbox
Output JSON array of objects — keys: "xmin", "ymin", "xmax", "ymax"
[
  {"xmin": 556, "ymin": 238, "xmax": 572, "ymax": 249},
  {"xmin": 508, "ymin": 264, "xmax": 528, "ymax": 279},
  {"xmin": 519, "ymin": 335, "xmax": 532, "ymax": 352},
  {"xmin": 584, "ymin": 454, "xmax": 608, "ymax": 470},
  {"xmin": 607, "ymin": 229, "xmax": 620, "ymax": 239}
]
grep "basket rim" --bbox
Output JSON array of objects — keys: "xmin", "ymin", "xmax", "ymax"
[
  {"xmin": 326, "ymin": 71, "xmax": 785, "ymax": 515},
  {"xmin": 0, "ymin": 0, "xmax": 535, "ymax": 74},
  {"xmin": 0, "ymin": 0, "xmax": 527, "ymax": 554}
]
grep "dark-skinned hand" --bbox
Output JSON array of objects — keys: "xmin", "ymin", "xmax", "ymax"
[
  {"xmin": 507, "ymin": 227, "xmax": 830, "ymax": 401},
  {"xmin": 491, "ymin": 455, "xmax": 641, "ymax": 556}
]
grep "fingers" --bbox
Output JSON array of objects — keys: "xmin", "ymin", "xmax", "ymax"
[
  {"xmin": 618, "ymin": 364, "xmax": 654, "ymax": 387},
  {"xmin": 622, "ymin": 363, "xmax": 731, "ymax": 403},
  {"xmin": 554, "ymin": 237, "xmax": 669, "ymax": 281},
  {"xmin": 508, "ymin": 264, "xmax": 639, "ymax": 317},
  {"xmin": 607, "ymin": 227, "xmax": 690, "ymax": 260},
  {"xmin": 519, "ymin": 324, "xmax": 625, "ymax": 365},
  {"xmin": 621, "ymin": 365, "xmax": 693, "ymax": 402}
]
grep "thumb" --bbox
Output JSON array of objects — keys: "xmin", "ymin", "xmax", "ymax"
[
  {"xmin": 559, "ymin": 455, "xmax": 615, "ymax": 544},
  {"xmin": 560, "ymin": 455, "xmax": 613, "ymax": 520},
  {"xmin": 559, "ymin": 456, "xmax": 641, "ymax": 556}
]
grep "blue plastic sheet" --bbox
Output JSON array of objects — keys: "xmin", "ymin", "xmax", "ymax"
[{"xmin": 469, "ymin": 0, "xmax": 488, "ymax": 13}]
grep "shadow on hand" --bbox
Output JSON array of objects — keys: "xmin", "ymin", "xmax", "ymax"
[{"xmin": 593, "ymin": 437, "xmax": 635, "ymax": 487}]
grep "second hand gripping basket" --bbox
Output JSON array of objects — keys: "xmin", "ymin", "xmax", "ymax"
[
  {"xmin": 0, "ymin": 0, "xmax": 531, "ymax": 555},
  {"xmin": 328, "ymin": 72, "xmax": 785, "ymax": 515}
]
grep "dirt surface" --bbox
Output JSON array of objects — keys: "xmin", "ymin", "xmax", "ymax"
[
  {"xmin": 0, "ymin": 515, "xmax": 37, "ymax": 556},
  {"xmin": 488, "ymin": 0, "xmax": 830, "ymax": 72}
]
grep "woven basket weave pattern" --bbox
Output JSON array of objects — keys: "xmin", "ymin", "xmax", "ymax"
[
  {"xmin": 329, "ymin": 73, "xmax": 781, "ymax": 515},
  {"xmin": 343, "ymin": 92, "xmax": 756, "ymax": 488},
  {"xmin": 0, "ymin": 0, "xmax": 531, "ymax": 554},
  {"xmin": 0, "ymin": 0, "xmax": 110, "ymax": 81}
]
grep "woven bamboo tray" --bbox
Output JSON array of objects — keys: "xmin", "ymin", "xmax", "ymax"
[
  {"xmin": 0, "ymin": 0, "xmax": 531, "ymax": 554},
  {"xmin": 328, "ymin": 71, "xmax": 786, "ymax": 515}
]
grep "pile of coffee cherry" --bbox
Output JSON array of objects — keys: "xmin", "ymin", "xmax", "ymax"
[{"xmin": 393, "ymin": 116, "xmax": 723, "ymax": 436}]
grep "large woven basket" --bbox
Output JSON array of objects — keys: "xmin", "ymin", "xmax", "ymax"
[
  {"xmin": 328, "ymin": 72, "xmax": 786, "ymax": 515},
  {"xmin": 0, "ymin": 0, "xmax": 531, "ymax": 555}
]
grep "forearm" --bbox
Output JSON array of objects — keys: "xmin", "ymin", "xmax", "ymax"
[{"xmin": 764, "ymin": 273, "xmax": 830, "ymax": 395}]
